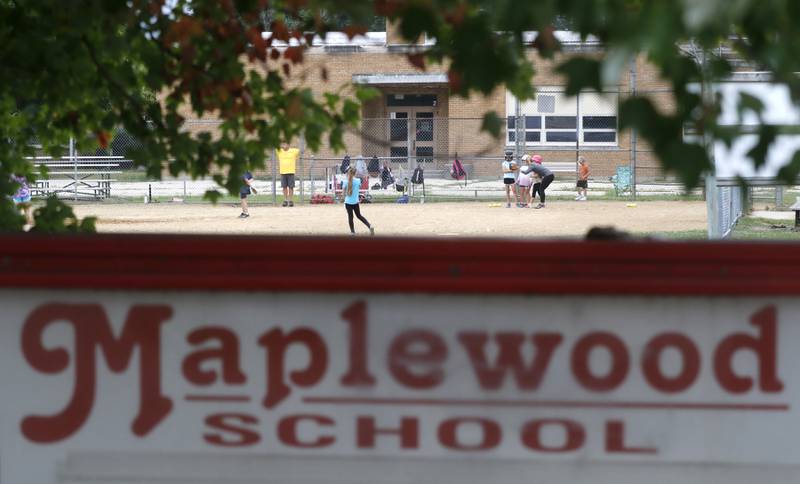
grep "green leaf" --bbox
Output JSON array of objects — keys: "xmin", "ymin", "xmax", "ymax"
[
  {"xmin": 776, "ymin": 149, "xmax": 800, "ymax": 185},
  {"xmin": 746, "ymin": 125, "xmax": 777, "ymax": 168},
  {"xmin": 556, "ymin": 58, "xmax": 602, "ymax": 96},
  {"xmin": 355, "ymin": 86, "xmax": 380, "ymax": 103},
  {"xmin": 204, "ymin": 189, "xmax": 223, "ymax": 203},
  {"xmin": 481, "ymin": 111, "xmax": 503, "ymax": 138}
]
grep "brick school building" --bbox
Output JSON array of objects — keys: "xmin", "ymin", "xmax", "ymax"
[{"xmin": 182, "ymin": 25, "xmax": 677, "ymax": 180}]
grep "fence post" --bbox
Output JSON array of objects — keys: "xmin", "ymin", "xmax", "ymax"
[
  {"xmin": 407, "ymin": 117, "xmax": 413, "ymax": 197},
  {"xmin": 299, "ymin": 134, "xmax": 305, "ymax": 204},
  {"xmin": 576, "ymin": 91, "xmax": 581, "ymax": 177},
  {"xmin": 70, "ymin": 137, "xmax": 77, "ymax": 201},
  {"xmin": 629, "ymin": 59, "xmax": 638, "ymax": 200},
  {"xmin": 514, "ymin": 97, "xmax": 523, "ymax": 161},
  {"xmin": 271, "ymin": 148, "xmax": 277, "ymax": 205}
]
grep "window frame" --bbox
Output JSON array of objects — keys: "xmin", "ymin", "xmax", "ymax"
[{"xmin": 505, "ymin": 90, "xmax": 619, "ymax": 148}]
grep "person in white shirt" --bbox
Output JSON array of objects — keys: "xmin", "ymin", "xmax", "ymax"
[{"xmin": 501, "ymin": 151, "xmax": 518, "ymax": 208}]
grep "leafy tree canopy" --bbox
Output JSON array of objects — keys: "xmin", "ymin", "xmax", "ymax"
[{"xmin": 2, "ymin": 0, "xmax": 799, "ymax": 231}]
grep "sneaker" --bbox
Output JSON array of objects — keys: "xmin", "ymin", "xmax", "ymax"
[
  {"xmin": 580, "ymin": 195, "xmax": 588, "ymax": 201},
  {"xmin": 282, "ymin": 201, "xmax": 288, "ymax": 207},
  {"xmin": 369, "ymin": 226, "xmax": 375, "ymax": 236},
  {"xmin": 506, "ymin": 203, "xmax": 511, "ymax": 208},
  {"xmin": 238, "ymin": 212, "xmax": 249, "ymax": 218},
  {"xmin": 575, "ymin": 195, "xmax": 582, "ymax": 200},
  {"xmin": 534, "ymin": 203, "xmax": 545, "ymax": 209},
  {"xmin": 350, "ymin": 232, "xmax": 356, "ymax": 236},
  {"xmin": 288, "ymin": 201, "xmax": 294, "ymax": 207}
]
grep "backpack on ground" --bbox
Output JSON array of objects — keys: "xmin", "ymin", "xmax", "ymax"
[
  {"xmin": 340, "ymin": 155, "xmax": 351, "ymax": 174},
  {"xmin": 411, "ymin": 166, "xmax": 424, "ymax": 185},
  {"xmin": 367, "ymin": 155, "xmax": 380, "ymax": 176},
  {"xmin": 380, "ymin": 165, "xmax": 395, "ymax": 189},
  {"xmin": 450, "ymin": 157, "xmax": 467, "ymax": 180},
  {"xmin": 396, "ymin": 194, "xmax": 409, "ymax": 204}
]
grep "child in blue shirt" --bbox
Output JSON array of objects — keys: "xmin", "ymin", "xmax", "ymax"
[{"xmin": 341, "ymin": 166, "xmax": 374, "ymax": 235}]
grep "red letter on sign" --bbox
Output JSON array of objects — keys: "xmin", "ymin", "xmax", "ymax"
[
  {"xmin": 183, "ymin": 327, "xmax": 247, "ymax": 386},
  {"xmin": 388, "ymin": 330, "xmax": 447, "ymax": 388},
  {"xmin": 258, "ymin": 328, "xmax": 328, "ymax": 408},
  {"xmin": 340, "ymin": 301, "xmax": 376, "ymax": 387},
  {"xmin": 277, "ymin": 414, "xmax": 336, "ymax": 448},
  {"xmin": 521, "ymin": 419, "xmax": 585, "ymax": 453},
  {"xmin": 458, "ymin": 332, "xmax": 563, "ymax": 390},
  {"xmin": 605, "ymin": 420, "xmax": 657, "ymax": 454},
  {"xmin": 438, "ymin": 417, "xmax": 502, "ymax": 451},
  {"xmin": 714, "ymin": 305, "xmax": 784, "ymax": 394},
  {"xmin": 571, "ymin": 332, "xmax": 629, "ymax": 392},
  {"xmin": 641, "ymin": 333, "xmax": 700, "ymax": 393},
  {"xmin": 21, "ymin": 303, "xmax": 173, "ymax": 443},
  {"xmin": 204, "ymin": 413, "xmax": 260, "ymax": 447},
  {"xmin": 357, "ymin": 416, "xmax": 419, "ymax": 449}
]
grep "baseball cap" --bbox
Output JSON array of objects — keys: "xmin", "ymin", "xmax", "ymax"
[{"xmin": 531, "ymin": 154, "xmax": 543, "ymax": 164}]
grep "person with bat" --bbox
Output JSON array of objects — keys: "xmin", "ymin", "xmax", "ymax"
[{"xmin": 239, "ymin": 170, "xmax": 257, "ymax": 218}]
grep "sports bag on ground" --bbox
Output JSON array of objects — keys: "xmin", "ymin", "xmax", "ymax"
[
  {"xmin": 411, "ymin": 166, "xmax": 424, "ymax": 185},
  {"xmin": 450, "ymin": 157, "xmax": 467, "ymax": 180}
]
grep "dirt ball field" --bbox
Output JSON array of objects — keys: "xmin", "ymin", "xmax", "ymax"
[{"xmin": 72, "ymin": 200, "xmax": 707, "ymax": 238}]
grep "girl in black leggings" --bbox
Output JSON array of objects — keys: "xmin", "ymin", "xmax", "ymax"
[{"xmin": 342, "ymin": 166, "xmax": 375, "ymax": 235}]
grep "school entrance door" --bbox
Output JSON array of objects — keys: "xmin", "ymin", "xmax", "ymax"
[{"xmin": 387, "ymin": 93, "xmax": 436, "ymax": 166}]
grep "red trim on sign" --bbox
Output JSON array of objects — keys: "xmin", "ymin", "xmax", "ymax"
[
  {"xmin": 302, "ymin": 396, "xmax": 790, "ymax": 412},
  {"xmin": 184, "ymin": 394, "xmax": 252, "ymax": 403},
  {"xmin": 1, "ymin": 234, "xmax": 800, "ymax": 294}
]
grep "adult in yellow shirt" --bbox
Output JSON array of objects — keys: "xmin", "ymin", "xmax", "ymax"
[{"xmin": 277, "ymin": 142, "xmax": 300, "ymax": 207}]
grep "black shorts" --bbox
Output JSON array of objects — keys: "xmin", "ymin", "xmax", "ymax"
[
  {"xmin": 240, "ymin": 188, "xmax": 251, "ymax": 199},
  {"xmin": 281, "ymin": 173, "xmax": 295, "ymax": 188},
  {"xmin": 577, "ymin": 180, "xmax": 588, "ymax": 189},
  {"xmin": 503, "ymin": 178, "xmax": 516, "ymax": 185}
]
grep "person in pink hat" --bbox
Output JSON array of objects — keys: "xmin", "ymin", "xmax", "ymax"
[{"xmin": 528, "ymin": 154, "xmax": 555, "ymax": 209}]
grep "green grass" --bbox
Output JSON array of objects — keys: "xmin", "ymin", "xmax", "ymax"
[
  {"xmin": 729, "ymin": 217, "xmax": 800, "ymax": 240},
  {"xmin": 641, "ymin": 217, "xmax": 800, "ymax": 241},
  {"xmin": 640, "ymin": 229, "xmax": 709, "ymax": 240}
]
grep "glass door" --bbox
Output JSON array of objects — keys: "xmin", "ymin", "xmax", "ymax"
[
  {"xmin": 388, "ymin": 108, "xmax": 435, "ymax": 166},
  {"xmin": 388, "ymin": 111, "xmax": 409, "ymax": 164}
]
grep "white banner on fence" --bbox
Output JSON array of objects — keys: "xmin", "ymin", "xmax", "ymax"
[
  {"xmin": 713, "ymin": 81, "xmax": 800, "ymax": 184},
  {"xmin": 1, "ymin": 291, "xmax": 798, "ymax": 483}
]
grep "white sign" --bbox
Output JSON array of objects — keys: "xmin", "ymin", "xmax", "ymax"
[{"xmin": 1, "ymin": 290, "xmax": 799, "ymax": 483}]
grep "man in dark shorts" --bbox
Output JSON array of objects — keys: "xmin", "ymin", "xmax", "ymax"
[
  {"xmin": 239, "ymin": 170, "xmax": 256, "ymax": 218},
  {"xmin": 277, "ymin": 142, "xmax": 300, "ymax": 207}
]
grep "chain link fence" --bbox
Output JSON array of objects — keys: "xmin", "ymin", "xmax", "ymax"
[{"xmin": 21, "ymin": 90, "xmax": 799, "ymax": 238}]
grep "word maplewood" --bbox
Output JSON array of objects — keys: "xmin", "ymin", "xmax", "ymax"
[{"xmin": 17, "ymin": 297, "xmax": 787, "ymax": 458}]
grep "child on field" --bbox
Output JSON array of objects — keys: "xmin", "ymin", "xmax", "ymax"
[
  {"xmin": 239, "ymin": 170, "xmax": 256, "ymax": 218},
  {"xmin": 342, "ymin": 166, "xmax": 374, "ymax": 236},
  {"xmin": 576, "ymin": 156, "xmax": 590, "ymax": 201},
  {"xmin": 501, "ymin": 150, "xmax": 518, "ymax": 208},
  {"xmin": 517, "ymin": 155, "xmax": 533, "ymax": 208}
]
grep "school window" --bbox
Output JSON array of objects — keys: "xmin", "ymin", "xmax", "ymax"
[{"xmin": 506, "ymin": 90, "xmax": 618, "ymax": 147}]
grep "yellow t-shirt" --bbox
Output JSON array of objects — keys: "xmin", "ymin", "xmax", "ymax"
[{"xmin": 277, "ymin": 148, "xmax": 300, "ymax": 174}]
